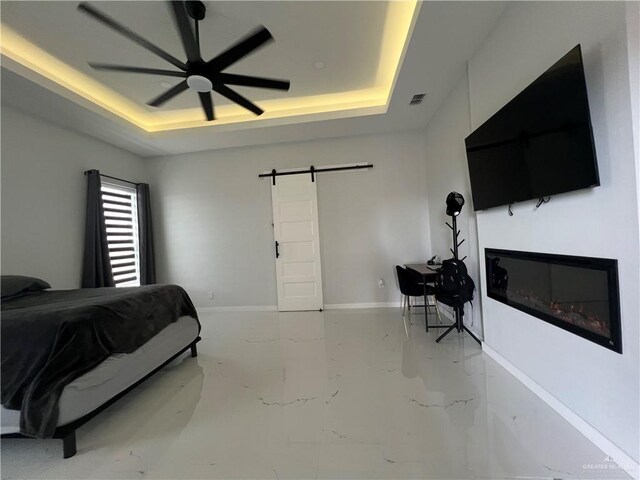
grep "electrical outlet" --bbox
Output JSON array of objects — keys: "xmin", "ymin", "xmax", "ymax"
[
  {"xmin": 208, "ymin": 291, "xmax": 214, "ymax": 300},
  {"xmin": 378, "ymin": 278, "xmax": 385, "ymax": 288}
]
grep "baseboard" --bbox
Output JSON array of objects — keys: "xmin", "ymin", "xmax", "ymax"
[
  {"xmin": 197, "ymin": 306, "xmax": 278, "ymax": 313},
  {"xmin": 198, "ymin": 303, "xmax": 405, "ymax": 312},
  {"xmin": 438, "ymin": 307, "xmax": 454, "ymax": 321},
  {"xmin": 323, "ymin": 302, "xmax": 400, "ymax": 310},
  {"xmin": 199, "ymin": 304, "xmax": 401, "ymax": 312},
  {"xmin": 196, "ymin": 302, "xmax": 481, "ymax": 343},
  {"xmin": 482, "ymin": 343, "xmax": 639, "ymax": 479}
]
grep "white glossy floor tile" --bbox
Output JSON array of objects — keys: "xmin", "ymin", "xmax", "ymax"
[{"xmin": 1, "ymin": 309, "xmax": 632, "ymax": 479}]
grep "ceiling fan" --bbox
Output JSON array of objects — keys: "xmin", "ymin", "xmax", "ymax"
[{"xmin": 78, "ymin": 1, "xmax": 290, "ymax": 121}]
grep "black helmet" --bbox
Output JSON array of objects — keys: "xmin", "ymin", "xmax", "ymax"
[{"xmin": 446, "ymin": 192, "xmax": 465, "ymax": 216}]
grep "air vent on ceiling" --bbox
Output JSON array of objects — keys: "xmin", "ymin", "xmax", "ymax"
[{"xmin": 410, "ymin": 93, "xmax": 427, "ymax": 105}]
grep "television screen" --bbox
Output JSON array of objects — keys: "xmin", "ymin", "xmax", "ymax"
[{"xmin": 465, "ymin": 45, "xmax": 599, "ymax": 211}]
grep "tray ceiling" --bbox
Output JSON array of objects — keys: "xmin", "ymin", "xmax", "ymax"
[{"xmin": 1, "ymin": 1, "xmax": 417, "ymax": 131}]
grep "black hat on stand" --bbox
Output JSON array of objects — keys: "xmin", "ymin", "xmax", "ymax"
[{"xmin": 446, "ymin": 192, "xmax": 465, "ymax": 217}]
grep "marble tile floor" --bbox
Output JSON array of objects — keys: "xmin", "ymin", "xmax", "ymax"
[{"xmin": 1, "ymin": 309, "xmax": 632, "ymax": 479}]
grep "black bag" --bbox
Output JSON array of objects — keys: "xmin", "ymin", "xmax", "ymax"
[{"xmin": 435, "ymin": 258, "xmax": 475, "ymax": 307}]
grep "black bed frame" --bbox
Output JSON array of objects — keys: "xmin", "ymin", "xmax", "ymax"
[{"xmin": 1, "ymin": 336, "xmax": 201, "ymax": 458}]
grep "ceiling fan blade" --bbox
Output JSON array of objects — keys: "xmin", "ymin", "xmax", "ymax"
[
  {"xmin": 199, "ymin": 92, "xmax": 215, "ymax": 121},
  {"xmin": 206, "ymin": 26, "xmax": 273, "ymax": 72},
  {"xmin": 213, "ymin": 84, "xmax": 263, "ymax": 116},
  {"xmin": 78, "ymin": 2, "xmax": 187, "ymax": 71},
  {"xmin": 217, "ymin": 73, "xmax": 290, "ymax": 91},
  {"xmin": 148, "ymin": 80, "xmax": 189, "ymax": 107},
  {"xmin": 169, "ymin": 1, "xmax": 201, "ymax": 63},
  {"xmin": 89, "ymin": 63, "xmax": 186, "ymax": 77}
]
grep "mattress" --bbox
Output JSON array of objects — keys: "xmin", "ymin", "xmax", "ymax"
[{"xmin": 1, "ymin": 315, "xmax": 199, "ymax": 435}]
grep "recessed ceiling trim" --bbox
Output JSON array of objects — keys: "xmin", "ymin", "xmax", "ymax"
[
  {"xmin": 1, "ymin": 26, "xmax": 149, "ymax": 130},
  {"xmin": 0, "ymin": 1, "xmax": 419, "ymax": 133}
]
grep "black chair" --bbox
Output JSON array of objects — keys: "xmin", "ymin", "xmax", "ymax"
[{"xmin": 395, "ymin": 266, "xmax": 441, "ymax": 324}]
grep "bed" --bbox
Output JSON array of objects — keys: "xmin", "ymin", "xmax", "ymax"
[{"xmin": 0, "ymin": 277, "xmax": 201, "ymax": 458}]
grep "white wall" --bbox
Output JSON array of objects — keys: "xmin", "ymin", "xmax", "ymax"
[
  {"xmin": 147, "ymin": 130, "xmax": 431, "ymax": 308},
  {"xmin": 1, "ymin": 106, "xmax": 147, "ymax": 289},
  {"xmin": 424, "ymin": 72, "xmax": 483, "ymax": 338},
  {"xmin": 424, "ymin": 1, "xmax": 639, "ymax": 463},
  {"xmin": 628, "ymin": 1, "xmax": 640, "ymax": 263}
]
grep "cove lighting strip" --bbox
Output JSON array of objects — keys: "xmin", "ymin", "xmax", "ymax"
[{"xmin": 0, "ymin": 1, "xmax": 418, "ymax": 132}]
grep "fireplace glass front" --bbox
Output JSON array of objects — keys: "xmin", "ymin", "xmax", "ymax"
[{"xmin": 485, "ymin": 249, "xmax": 621, "ymax": 353}]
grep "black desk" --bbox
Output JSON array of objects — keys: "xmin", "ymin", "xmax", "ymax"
[
  {"xmin": 404, "ymin": 263, "xmax": 451, "ymax": 332},
  {"xmin": 404, "ymin": 263, "xmax": 439, "ymax": 282}
]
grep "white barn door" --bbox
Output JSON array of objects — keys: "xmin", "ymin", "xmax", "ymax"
[{"xmin": 271, "ymin": 173, "xmax": 323, "ymax": 311}]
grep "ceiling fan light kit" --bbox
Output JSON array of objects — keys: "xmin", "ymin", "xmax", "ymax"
[
  {"xmin": 78, "ymin": 0, "xmax": 290, "ymax": 122},
  {"xmin": 186, "ymin": 75, "xmax": 213, "ymax": 93}
]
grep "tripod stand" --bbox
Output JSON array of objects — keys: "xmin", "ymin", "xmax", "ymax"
[{"xmin": 435, "ymin": 213, "xmax": 481, "ymax": 345}]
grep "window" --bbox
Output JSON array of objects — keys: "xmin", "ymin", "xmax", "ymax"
[{"xmin": 101, "ymin": 183, "xmax": 140, "ymax": 287}]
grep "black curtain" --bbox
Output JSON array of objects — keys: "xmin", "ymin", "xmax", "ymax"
[
  {"xmin": 81, "ymin": 170, "xmax": 115, "ymax": 288},
  {"xmin": 136, "ymin": 183, "xmax": 156, "ymax": 284}
]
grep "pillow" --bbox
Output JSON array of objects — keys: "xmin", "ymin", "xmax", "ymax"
[{"xmin": 1, "ymin": 275, "xmax": 51, "ymax": 299}]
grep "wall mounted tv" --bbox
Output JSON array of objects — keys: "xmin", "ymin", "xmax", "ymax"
[{"xmin": 465, "ymin": 45, "xmax": 600, "ymax": 211}]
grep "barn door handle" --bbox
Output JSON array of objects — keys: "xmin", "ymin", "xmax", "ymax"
[{"xmin": 275, "ymin": 241, "xmax": 280, "ymax": 258}]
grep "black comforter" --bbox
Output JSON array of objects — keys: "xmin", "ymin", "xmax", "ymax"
[{"xmin": 1, "ymin": 285, "xmax": 199, "ymax": 438}]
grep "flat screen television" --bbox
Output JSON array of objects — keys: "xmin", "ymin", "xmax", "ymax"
[{"xmin": 464, "ymin": 45, "xmax": 600, "ymax": 211}]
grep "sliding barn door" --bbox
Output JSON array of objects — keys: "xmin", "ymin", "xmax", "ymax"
[{"xmin": 271, "ymin": 174, "xmax": 324, "ymax": 311}]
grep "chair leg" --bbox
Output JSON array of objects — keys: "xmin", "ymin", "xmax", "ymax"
[
  {"xmin": 423, "ymin": 290, "xmax": 429, "ymax": 333},
  {"xmin": 433, "ymin": 296, "xmax": 443, "ymax": 325},
  {"xmin": 402, "ymin": 295, "xmax": 406, "ymax": 317}
]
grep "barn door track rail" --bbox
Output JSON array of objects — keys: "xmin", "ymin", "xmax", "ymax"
[{"xmin": 259, "ymin": 163, "xmax": 373, "ymax": 185}]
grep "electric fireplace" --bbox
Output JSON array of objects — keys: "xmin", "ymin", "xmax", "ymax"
[{"xmin": 485, "ymin": 249, "xmax": 621, "ymax": 353}]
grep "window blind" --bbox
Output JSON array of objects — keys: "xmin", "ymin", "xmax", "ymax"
[{"xmin": 101, "ymin": 183, "xmax": 140, "ymax": 287}]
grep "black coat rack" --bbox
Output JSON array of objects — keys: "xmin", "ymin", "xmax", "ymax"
[{"xmin": 435, "ymin": 194, "xmax": 481, "ymax": 345}]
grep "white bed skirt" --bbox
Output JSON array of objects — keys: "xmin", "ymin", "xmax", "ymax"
[{"xmin": 1, "ymin": 316, "xmax": 199, "ymax": 435}]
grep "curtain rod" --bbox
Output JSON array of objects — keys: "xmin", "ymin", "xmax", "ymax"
[
  {"xmin": 84, "ymin": 170, "xmax": 140, "ymax": 186},
  {"xmin": 259, "ymin": 164, "xmax": 373, "ymax": 185}
]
